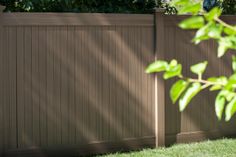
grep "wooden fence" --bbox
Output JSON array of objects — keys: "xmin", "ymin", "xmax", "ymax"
[{"xmin": 0, "ymin": 10, "xmax": 235, "ymax": 156}]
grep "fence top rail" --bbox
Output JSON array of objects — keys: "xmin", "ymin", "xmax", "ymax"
[
  {"xmin": 163, "ymin": 15, "xmax": 236, "ymax": 27},
  {"xmin": 0, "ymin": 13, "xmax": 154, "ymax": 26}
]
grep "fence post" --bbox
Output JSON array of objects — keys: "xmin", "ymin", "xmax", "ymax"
[{"xmin": 154, "ymin": 8, "xmax": 165, "ymax": 147}]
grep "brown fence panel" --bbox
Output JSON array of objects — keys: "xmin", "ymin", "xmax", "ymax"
[
  {"xmin": 0, "ymin": 13, "xmax": 156, "ymax": 156},
  {"xmin": 160, "ymin": 14, "xmax": 236, "ymax": 145}
]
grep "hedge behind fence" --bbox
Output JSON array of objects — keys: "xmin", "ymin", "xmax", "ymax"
[
  {"xmin": 0, "ymin": 0, "xmax": 168, "ymax": 13},
  {"xmin": 0, "ymin": 0, "xmax": 236, "ymax": 14}
]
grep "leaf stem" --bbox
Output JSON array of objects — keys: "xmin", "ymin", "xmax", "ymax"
[
  {"xmin": 198, "ymin": 74, "xmax": 202, "ymax": 81},
  {"xmin": 215, "ymin": 17, "xmax": 236, "ymax": 32},
  {"xmin": 187, "ymin": 78, "xmax": 217, "ymax": 85},
  {"xmin": 178, "ymin": 76, "xmax": 224, "ymax": 86}
]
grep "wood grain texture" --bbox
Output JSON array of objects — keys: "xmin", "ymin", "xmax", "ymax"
[
  {"xmin": 0, "ymin": 13, "xmax": 155, "ymax": 156},
  {"xmin": 0, "ymin": 16, "xmax": 4, "ymax": 156}
]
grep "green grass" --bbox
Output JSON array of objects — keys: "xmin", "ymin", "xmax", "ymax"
[{"xmin": 97, "ymin": 138, "xmax": 236, "ymax": 157}]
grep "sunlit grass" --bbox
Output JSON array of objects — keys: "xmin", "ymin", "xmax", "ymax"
[{"xmin": 97, "ymin": 138, "xmax": 236, "ymax": 157}]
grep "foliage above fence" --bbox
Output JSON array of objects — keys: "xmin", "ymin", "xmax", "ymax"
[
  {"xmin": 221, "ymin": 0, "xmax": 236, "ymax": 15},
  {"xmin": 1, "ymin": 0, "xmax": 236, "ymax": 14},
  {"xmin": 0, "ymin": 0, "xmax": 176, "ymax": 13}
]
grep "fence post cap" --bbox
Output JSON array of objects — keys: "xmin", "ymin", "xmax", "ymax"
[{"xmin": 155, "ymin": 8, "xmax": 165, "ymax": 13}]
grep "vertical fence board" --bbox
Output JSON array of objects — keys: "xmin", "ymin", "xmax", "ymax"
[
  {"xmin": 24, "ymin": 26, "xmax": 33, "ymax": 147},
  {"xmin": 32, "ymin": 26, "xmax": 40, "ymax": 147},
  {"xmin": 46, "ymin": 26, "xmax": 54, "ymax": 146},
  {"xmin": 0, "ymin": 17, "xmax": 3, "ymax": 155},
  {"xmin": 67, "ymin": 26, "xmax": 76, "ymax": 144},
  {"xmin": 38, "ymin": 27, "xmax": 48, "ymax": 146},
  {"xmin": 115, "ymin": 26, "xmax": 123, "ymax": 139},
  {"xmin": 74, "ymin": 27, "xmax": 83, "ymax": 143},
  {"xmin": 101, "ymin": 26, "xmax": 109, "ymax": 141},
  {"xmin": 96, "ymin": 27, "xmax": 104, "ymax": 141},
  {"xmin": 53, "ymin": 26, "xmax": 62, "ymax": 145},
  {"xmin": 8, "ymin": 26, "xmax": 17, "ymax": 149},
  {"xmin": 16, "ymin": 26, "xmax": 24, "ymax": 148},
  {"xmin": 145, "ymin": 26, "xmax": 155, "ymax": 137},
  {"xmin": 120, "ymin": 27, "xmax": 128, "ymax": 139},
  {"xmin": 3, "ymin": 27, "xmax": 10, "ymax": 150},
  {"xmin": 60, "ymin": 26, "xmax": 69, "ymax": 145}
]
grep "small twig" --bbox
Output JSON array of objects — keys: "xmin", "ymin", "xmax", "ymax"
[
  {"xmin": 215, "ymin": 17, "xmax": 236, "ymax": 32},
  {"xmin": 179, "ymin": 76, "xmax": 223, "ymax": 86}
]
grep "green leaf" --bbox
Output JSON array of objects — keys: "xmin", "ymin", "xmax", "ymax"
[
  {"xmin": 208, "ymin": 76, "xmax": 228, "ymax": 84},
  {"xmin": 204, "ymin": 7, "xmax": 222, "ymax": 21},
  {"xmin": 179, "ymin": 16, "xmax": 205, "ymax": 30},
  {"xmin": 208, "ymin": 76, "xmax": 227, "ymax": 91},
  {"xmin": 232, "ymin": 55, "xmax": 236, "ymax": 72},
  {"xmin": 169, "ymin": 59, "xmax": 178, "ymax": 67},
  {"xmin": 178, "ymin": 3, "xmax": 201, "ymax": 15},
  {"xmin": 179, "ymin": 82, "xmax": 201, "ymax": 111},
  {"xmin": 226, "ymin": 92, "xmax": 235, "ymax": 102},
  {"xmin": 218, "ymin": 36, "xmax": 236, "ymax": 57},
  {"xmin": 229, "ymin": 73, "xmax": 236, "ymax": 81},
  {"xmin": 210, "ymin": 85, "xmax": 222, "ymax": 91},
  {"xmin": 192, "ymin": 22, "xmax": 222, "ymax": 44},
  {"xmin": 146, "ymin": 60, "xmax": 168, "ymax": 73},
  {"xmin": 171, "ymin": 0, "xmax": 189, "ymax": 6},
  {"xmin": 163, "ymin": 64, "xmax": 182, "ymax": 79},
  {"xmin": 192, "ymin": 22, "xmax": 213, "ymax": 44},
  {"xmin": 170, "ymin": 80, "xmax": 189, "ymax": 104},
  {"xmin": 207, "ymin": 78, "xmax": 217, "ymax": 82},
  {"xmin": 207, "ymin": 77, "xmax": 226, "ymax": 82},
  {"xmin": 190, "ymin": 61, "xmax": 208, "ymax": 76},
  {"xmin": 215, "ymin": 91, "xmax": 226, "ymax": 120},
  {"xmin": 225, "ymin": 74, "xmax": 236, "ymax": 90},
  {"xmin": 208, "ymin": 24, "xmax": 223, "ymax": 39},
  {"xmin": 225, "ymin": 97, "xmax": 236, "ymax": 121},
  {"xmin": 224, "ymin": 27, "xmax": 236, "ymax": 36},
  {"xmin": 218, "ymin": 43, "xmax": 228, "ymax": 58}
]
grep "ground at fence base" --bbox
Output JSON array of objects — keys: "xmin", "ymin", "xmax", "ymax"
[
  {"xmin": 166, "ymin": 130, "xmax": 236, "ymax": 146},
  {"xmin": 99, "ymin": 138, "xmax": 236, "ymax": 157},
  {"xmin": 5, "ymin": 137, "xmax": 155, "ymax": 157},
  {"xmin": 5, "ymin": 130, "xmax": 236, "ymax": 157}
]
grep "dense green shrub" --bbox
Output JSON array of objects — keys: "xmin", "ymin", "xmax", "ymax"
[
  {"xmin": 0, "ymin": 0, "xmax": 175, "ymax": 13},
  {"xmin": 221, "ymin": 0, "xmax": 236, "ymax": 14},
  {"xmin": 1, "ymin": 0, "xmax": 236, "ymax": 14}
]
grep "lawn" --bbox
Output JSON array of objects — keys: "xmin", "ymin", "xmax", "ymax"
[{"xmin": 98, "ymin": 139, "xmax": 236, "ymax": 157}]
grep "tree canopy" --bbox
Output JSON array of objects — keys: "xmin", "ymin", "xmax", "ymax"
[{"xmin": 0, "ymin": 0, "xmax": 162, "ymax": 13}]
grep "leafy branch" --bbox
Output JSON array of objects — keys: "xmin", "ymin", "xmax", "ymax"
[{"xmin": 147, "ymin": 0, "xmax": 236, "ymax": 121}]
